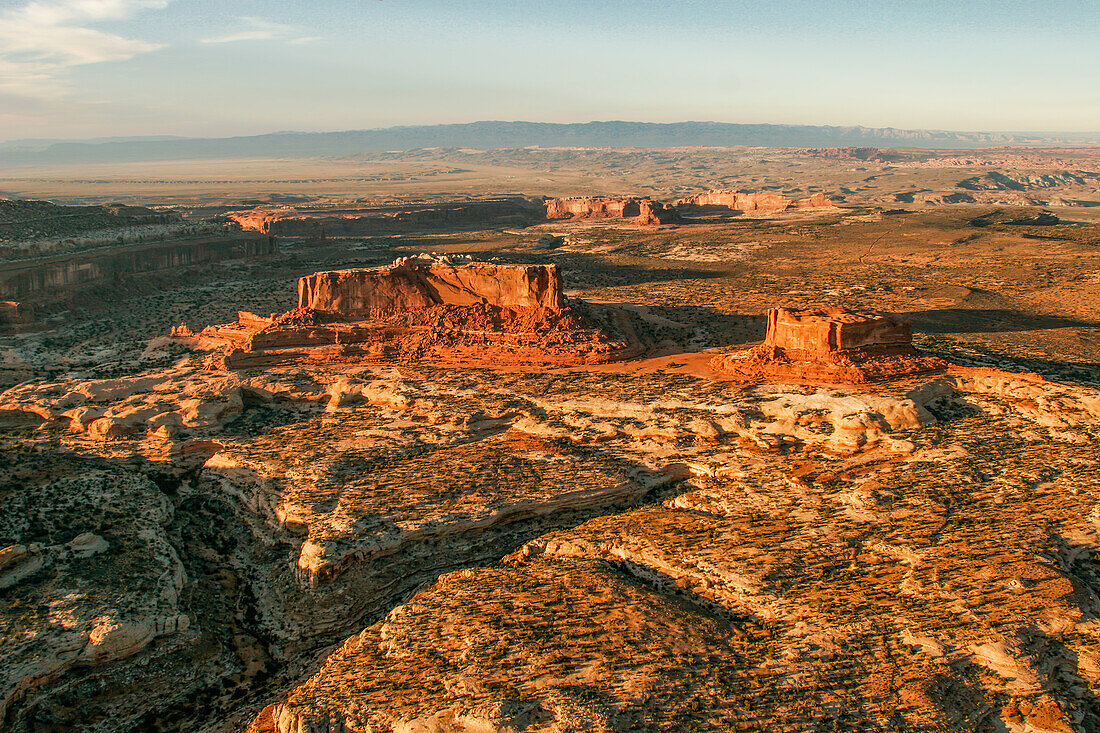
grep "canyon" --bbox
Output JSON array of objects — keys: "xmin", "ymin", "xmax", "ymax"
[
  {"xmin": 0, "ymin": 232, "xmax": 276, "ymax": 303},
  {"xmin": 0, "ymin": 200, "xmax": 276, "ymax": 334},
  {"xmin": 0, "ymin": 148, "xmax": 1099, "ymax": 733}
]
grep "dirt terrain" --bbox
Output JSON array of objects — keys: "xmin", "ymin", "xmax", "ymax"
[
  {"xmin": 1, "ymin": 147, "xmax": 1099, "ymax": 733},
  {"xmin": 2, "ymin": 146, "xmax": 1099, "ymax": 216}
]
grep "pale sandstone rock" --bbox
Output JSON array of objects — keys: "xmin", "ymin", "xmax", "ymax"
[
  {"xmin": 0, "ymin": 367, "xmax": 244, "ymax": 443},
  {"xmin": 0, "ymin": 470, "xmax": 187, "ymax": 725},
  {"xmin": 675, "ymin": 190, "xmax": 834, "ymax": 211},
  {"xmin": 0, "ymin": 544, "xmax": 49, "ymax": 589},
  {"xmin": 970, "ymin": 639, "xmax": 1045, "ymax": 692},
  {"xmin": 250, "ymin": 363, "xmax": 1098, "ymax": 733}
]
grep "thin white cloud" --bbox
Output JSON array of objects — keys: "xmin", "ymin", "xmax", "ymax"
[
  {"xmin": 0, "ymin": 0, "xmax": 169, "ymax": 96},
  {"xmin": 202, "ymin": 17, "xmax": 319, "ymax": 45}
]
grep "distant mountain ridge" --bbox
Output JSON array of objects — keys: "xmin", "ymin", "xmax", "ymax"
[{"xmin": 2, "ymin": 121, "xmax": 1098, "ymax": 166}]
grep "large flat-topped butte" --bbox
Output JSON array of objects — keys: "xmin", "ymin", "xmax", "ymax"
[
  {"xmin": 298, "ymin": 258, "xmax": 565, "ymax": 314},
  {"xmin": 176, "ymin": 256, "xmax": 637, "ymax": 369}
]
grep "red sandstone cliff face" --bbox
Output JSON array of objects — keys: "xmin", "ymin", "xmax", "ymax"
[
  {"xmin": 227, "ymin": 198, "xmax": 544, "ymax": 236},
  {"xmin": 544, "ymin": 197, "xmax": 679, "ymax": 225},
  {"xmin": 634, "ymin": 199, "xmax": 679, "ymax": 225},
  {"xmin": 0, "ymin": 301, "xmax": 33, "ymax": 333},
  {"xmin": 711, "ymin": 306, "xmax": 942, "ymax": 384},
  {"xmin": 675, "ymin": 191, "xmax": 833, "ymax": 212},
  {"xmin": 765, "ymin": 307, "xmax": 912, "ymax": 352},
  {"xmin": 227, "ymin": 210, "xmax": 278, "ymax": 233},
  {"xmin": 297, "ymin": 260, "xmax": 565, "ymax": 315}
]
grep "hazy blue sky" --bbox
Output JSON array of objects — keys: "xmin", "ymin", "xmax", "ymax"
[{"xmin": 0, "ymin": 0, "xmax": 1097, "ymax": 141}]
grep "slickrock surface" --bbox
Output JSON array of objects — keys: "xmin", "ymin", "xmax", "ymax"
[
  {"xmin": 0, "ymin": 460, "xmax": 189, "ymax": 727},
  {"xmin": 545, "ymin": 197, "xmax": 680, "ymax": 226},
  {"xmin": 3, "ymin": 341, "xmax": 1100, "ymax": 731},
  {"xmin": 2, "ymin": 193, "xmax": 1100, "ymax": 733},
  {"xmin": 675, "ymin": 190, "xmax": 834, "ymax": 212},
  {"xmin": 712, "ymin": 307, "xmax": 946, "ymax": 384},
  {"xmin": 0, "ymin": 367, "xmax": 243, "ymax": 448},
  {"xmin": 252, "ymin": 367, "xmax": 1100, "ymax": 733}
]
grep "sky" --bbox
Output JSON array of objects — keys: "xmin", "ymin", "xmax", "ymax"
[{"xmin": 0, "ymin": 0, "xmax": 1097, "ymax": 141}]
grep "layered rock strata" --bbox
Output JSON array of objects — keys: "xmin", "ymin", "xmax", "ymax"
[
  {"xmin": 182, "ymin": 257, "xmax": 636, "ymax": 369},
  {"xmin": 0, "ymin": 464, "xmax": 189, "ymax": 727},
  {"xmin": 228, "ymin": 197, "xmax": 545, "ymax": 236},
  {"xmin": 0, "ymin": 233, "xmax": 277, "ymax": 302},
  {"xmin": 712, "ymin": 306, "xmax": 945, "ymax": 384},
  {"xmin": 251, "ymin": 367, "xmax": 1100, "ymax": 733},
  {"xmin": 545, "ymin": 197, "xmax": 680, "ymax": 225},
  {"xmin": 676, "ymin": 190, "xmax": 833, "ymax": 212},
  {"xmin": 298, "ymin": 259, "xmax": 564, "ymax": 313}
]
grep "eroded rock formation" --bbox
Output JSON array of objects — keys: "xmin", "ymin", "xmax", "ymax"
[
  {"xmin": 228, "ymin": 197, "xmax": 545, "ymax": 236},
  {"xmin": 4, "ymin": 344, "xmax": 1100, "ymax": 732},
  {"xmin": 243, "ymin": 366, "xmax": 1100, "ymax": 733},
  {"xmin": 0, "ymin": 233, "xmax": 276, "ymax": 303},
  {"xmin": 711, "ymin": 306, "xmax": 945, "ymax": 384},
  {"xmin": 545, "ymin": 197, "xmax": 680, "ymax": 225},
  {"xmin": 180, "ymin": 256, "xmax": 637, "ymax": 369},
  {"xmin": 675, "ymin": 190, "xmax": 834, "ymax": 212},
  {"xmin": 298, "ymin": 259, "xmax": 564, "ymax": 314}
]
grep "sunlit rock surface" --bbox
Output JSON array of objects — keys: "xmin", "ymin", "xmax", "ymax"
[{"xmin": 712, "ymin": 306, "xmax": 946, "ymax": 384}]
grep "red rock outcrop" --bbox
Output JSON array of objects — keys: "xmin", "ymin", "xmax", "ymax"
[
  {"xmin": 675, "ymin": 191, "xmax": 834, "ymax": 213},
  {"xmin": 764, "ymin": 307, "xmax": 912, "ymax": 352},
  {"xmin": 298, "ymin": 259, "xmax": 564, "ymax": 315},
  {"xmin": 711, "ymin": 306, "xmax": 944, "ymax": 384},
  {"xmin": 544, "ymin": 197, "xmax": 680, "ymax": 225},
  {"xmin": 178, "ymin": 257, "xmax": 638, "ymax": 369}
]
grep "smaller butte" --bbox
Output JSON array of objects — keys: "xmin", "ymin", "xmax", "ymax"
[
  {"xmin": 175, "ymin": 255, "xmax": 639, "ymax": 369},
  {"xmin": 675, "ymin": 190, "xmax": 833, "ymax": 213},
  {"xmin": 544, "ymin": 196, "xmax": 680, "ymax": 226},
  {"xmin": 711, "ymin": 306, "xmax": 945, "ymax": 385}
]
